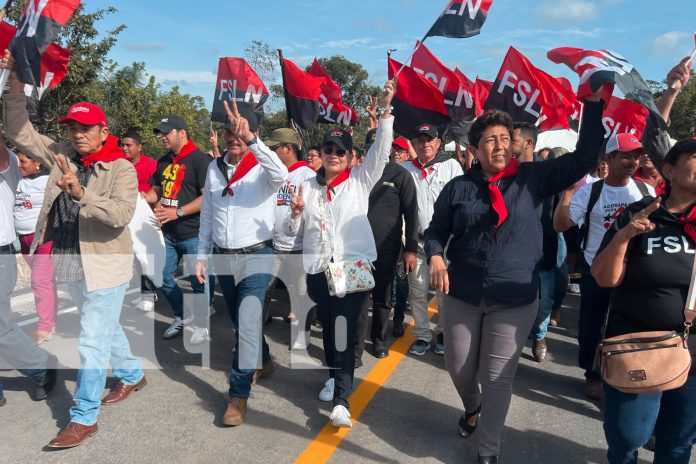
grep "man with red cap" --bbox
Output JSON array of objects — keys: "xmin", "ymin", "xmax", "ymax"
[
  {"xmin": 2, "ymin": 54, "xmax": 145, "ymax": 448},
  {"xmin": 554, "ymin": 132, "xmax": 654, "ymax": 400}
]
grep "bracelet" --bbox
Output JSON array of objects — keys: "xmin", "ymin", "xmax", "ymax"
[{"xmin": 377, "ymin": 105, "xmax": 393, "ymax": 116}]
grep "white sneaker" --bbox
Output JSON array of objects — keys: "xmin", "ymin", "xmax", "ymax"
[
  {"xmin": 329, "ymin": 405, "xmax": 352, "ymax": 428},
  {"xmin": 292, "ymin": 331, "xmax": 310, "ymax": 350},
  {"xmin": 163, "ymin": 315, "xmax": 193, "ymax": 339},
  {"xmin": 319, "ymin": 378, "xmax": 335, "ymax": 402},
  {"xmin": 569, "ymin": 283, "xmax": 581, "ymax": 295},
  {"xmin": 189, "ymin": 326, "xmax": 210, "ymax": 345},
  {"xmin": 134, "ymin": 298, "xmax": 154, "ymax": 312}
]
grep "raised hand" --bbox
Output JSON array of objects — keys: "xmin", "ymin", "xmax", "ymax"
[
  {"xmin": 54, "ymin": 154, "xmax": 84, "ymax": 200},
  {"xmin": 289, "ymin": 181, "xmax": 304, "ymax": 219},
  {"xmin": 365, "ymin": 96, "xmax": 377, "ymax": 120},
  {"xmin": 619, "ymin": 198, "xmax": 661, "ymax": 240},
  {"xmin": 223, "ymin": 99, "xmax": 253, "ymax": 144},
  {"xmin": 668, "ymin": 56, "xmax": 692, "ymax": 92},
  {"xmin": 378, "ymin": 78, "xmax": 396, "ymax": 114}
]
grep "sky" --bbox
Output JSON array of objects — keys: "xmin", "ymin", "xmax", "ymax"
[{"xmin": 88, "ymin": 0, "xmax": 695, "ymax": 110}]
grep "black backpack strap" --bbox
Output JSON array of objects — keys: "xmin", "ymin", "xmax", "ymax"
[
  {"xmin": 634, "ymin": 179, "xmax": 650, "ymax": 197},
  {"xmin": 582, "ymin": 180, "xmax": 604, "ymax": 251}
]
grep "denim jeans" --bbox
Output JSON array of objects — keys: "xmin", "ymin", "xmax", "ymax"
[
  {"xmin": 67, "ymin": 280, "xmax": 143, "ymax": 426},
  {"xmin": 530, "ymin": 269, "xmax": 555, "ymax": 341},
  {"xmin": 214, "ymin": 246, "xmax": 273, "ymax": 399},
  {"xmin": 604, "ymin": 359, "xmax": 696, "ymax": 464},
  {"xmin": 391, "ymin": 273, "xmax": 410, "ymax": 324},
  {"xmin": 161, "ymin": 234, "xmax": 212, "ymax": 326}
]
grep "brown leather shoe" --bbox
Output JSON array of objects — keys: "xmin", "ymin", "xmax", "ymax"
[
  {"xmin": 252, "ymin": 360, "xmax": 274, "ymax": 385},
  {"xmin": 549, "ymin": 310, "xmax": 560, "ymax": 327},
  {"xmin": 101, "ymin": 377, "xmax": 147, "ymax": 405},
  {"xmin": 583, "ymin": 379, "xmax": 603, "ymax": 401},
  {"xmin": 532, "ymin": 339, "xmax": 548, "ymax": 362},
  {"xmin": 223, "ymin": 398, "xmax": 247, "ymax": 426},
  {"xmin": 47, "ymin": 422, "xmax": 98, "ymax": 448}
]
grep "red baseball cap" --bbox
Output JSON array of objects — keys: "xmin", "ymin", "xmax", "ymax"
[
  {"xmin": 392, "ymin": 137, "xmax": 409, "ymax": 151},
  {"xmin": 605, "ymin": 132, "xmax": 643, "ymax": 155},
  {"xmin": 59, "ymin": 102, "xmax": 107, "ymax": 127}
]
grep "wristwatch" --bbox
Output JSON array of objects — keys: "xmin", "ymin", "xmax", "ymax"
[{"xmin": 176, "ymin": 207, "xmax": 185, "ymax": 218}]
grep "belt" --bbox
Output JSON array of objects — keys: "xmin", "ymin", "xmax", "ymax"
[
  {"xmin": 216, "ymin": 240, "xmax": 272, "ymax": 255},
  {"xmin": 0, "ymin": 244, "xmax": 15, "ymax": 254},
  {"xmin": 275, "ymin": 249, "xmax": 303, "ymax": 255}
]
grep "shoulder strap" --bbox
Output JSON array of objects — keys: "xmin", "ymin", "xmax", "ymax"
[
  {"xmin": 582, "ymin": 180, "xmax": 605, "ymax": 251},
  {"xmin": 684, "ymin": 254, "xmax": 696, "ymax": 327},
  {"xmin": 634, "ymin": 179, "xmax": 650, "ymax": 197}
]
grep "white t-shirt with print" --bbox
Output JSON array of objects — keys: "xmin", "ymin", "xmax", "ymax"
[
  {"xmin": 570, "ymin": 179, "xmax": 655, "ymax": 265},
  {"xmin": 0, "ymin": 151, "xmax": 20, "ymax": 246}
]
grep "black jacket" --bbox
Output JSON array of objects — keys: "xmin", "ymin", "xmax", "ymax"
[
  {"xmin": 368, "ymin": 161, "xmax": 419, "ymax": 256},
  {"xmin": 424, "ymin": 101, "xmax": 605, "ymax": 307}
]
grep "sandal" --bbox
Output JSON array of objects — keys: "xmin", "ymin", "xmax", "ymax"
[{"xmin": 458, "ymin": 404, "xmax": 481, "ymax": 438}]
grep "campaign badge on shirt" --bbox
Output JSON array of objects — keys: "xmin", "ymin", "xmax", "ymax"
[{"xmin": 277, "ymin": 182, "xmax": 294, "ymax": 206}]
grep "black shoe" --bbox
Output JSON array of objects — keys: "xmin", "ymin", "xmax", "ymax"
[
  {"xmin": 354, "ymin": 356, "xmax": 363, "ymax": 368},
  {"xmin": 392, "ymin": 322, "xmax": 405, "ymax": 338},
  {"xmin": 34, "ymin": 366, "xmax": 57, "ymax": 401},
  {"xmin": 0, "ymin": 396, "xmax": 6, "ymax": 407},
  {"xmin": 477, "ymin": 455, "xmax": 498, "ymax": 464},
  {"xmin": 373, "ymin": 339, "xmax": 388, "ymax": 358}
]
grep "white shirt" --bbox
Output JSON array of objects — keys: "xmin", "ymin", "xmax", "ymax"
[
  {"xmin": 197, "ymin": 139, "xmax": 288, "ymax": 258},
  {"xmin": 570, "ymin": 179, "xmax": 655, "ymax": 265},
  {"xmin": 0, "ymin": 151, "xmax": 20, "ymax": 246},
  {"xmin": 284, "ymin": 116, "xmax": 393, "ymax": 274},
  {"xmin": 273, "ymin": 164, "xmax": 316, "ymax": 252},
  {"xmin": 401, "ymin": 157, "xmax": 463, "ymax": 235},
  {"xmin": 14, "ymin": 173, "xmax": 48, "ymax": 235}
]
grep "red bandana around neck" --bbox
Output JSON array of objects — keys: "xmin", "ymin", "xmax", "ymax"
[
  {"xmin": 679, "ymin": 205, "xmax": 696, "ymax": 244},
  {"xmin": 79, "ymin": 135, "xmax": 126, "ymax": 169},
  {"xmin": 225, "ymin": 152, "xmax": 258, "ymax": 196},
  {"xmin": 172, "ymin": 139, "xmax": 199, "ymax": 165},
  {"xmin": 289, "ymin": 161, "xmax": 310, "ymax": 172},
  {"xmin": 487, "ymin": 158, "xmax": 520, "ymax": 229},
  {"xmin": 326, "ymin": 168, "xmax": 351, "ymax": 201}
]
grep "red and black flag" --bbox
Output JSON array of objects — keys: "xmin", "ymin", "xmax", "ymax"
[
  {"xmin": 484, "ymin": 47, "xmax": 574, "ymax": 129},
  {"xmin": 211, "ymin": 57, "xmax": 269, "ymax": 129},
  {"xmin": 424, "ymin": 0, "xmax": 494, "ymax": 40},
  {"xmin": 387, "ymin": 57, "xmax": 450, "ymax": 140},
  {"xmin": 473, "ymin": 77, "xmax": 492, "ymax": 116},
  {"xmin": 547, "ymin": 47, "xmax": 666, "ymax": 127},
  {"xmin": 279, "ymin": 52, "xmax": 325, "ymax": 131},
  {"xmin": 308, "ymin": 58, "xmax": 357, "ymax": 126},
  {"xmin": 602, "ymin": 96, "xmax": 648, "ymax": 140},
  {"xmin": 10, "ymin": 0, "xmax": 80, "ymax": 88}
]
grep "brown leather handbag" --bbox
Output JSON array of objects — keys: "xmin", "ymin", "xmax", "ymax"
[{"xmin": 598, "ymin": 257, "xmax": 696, "ymax": 394}]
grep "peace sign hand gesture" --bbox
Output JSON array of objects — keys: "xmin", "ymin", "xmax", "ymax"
[
  {"xmin": 223, "ymin": 99, "xmax": 254, "ymax": 144},
  {"xmin": 618, "ymin": 198, "xmax": 661, "ymax": 241},
  {"xmin": 54, "ymin": 154, "xmax": 84, "ymax": 200},
  {"xmin": 289, "ymin": 181, "xmax": 304, "ymax": 219}
]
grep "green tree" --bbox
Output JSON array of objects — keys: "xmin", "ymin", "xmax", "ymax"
[{"xmin": 650, "ymin": 70, "xmax": 696, "ymax": 139}]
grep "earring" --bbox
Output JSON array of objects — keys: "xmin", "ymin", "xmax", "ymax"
[{"xmin": 36, "ymin": 166, "xmax": 40, "ymax": 171}]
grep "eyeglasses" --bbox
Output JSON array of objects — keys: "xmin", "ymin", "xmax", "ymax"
[{"xmin": 322, "ymin": 146, "xmax": 347, "ymax": 157}]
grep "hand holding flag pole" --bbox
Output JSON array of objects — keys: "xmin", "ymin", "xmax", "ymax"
[{"xmin": 669, "ymin": 38, "xmax": 696, "ymax": 89}]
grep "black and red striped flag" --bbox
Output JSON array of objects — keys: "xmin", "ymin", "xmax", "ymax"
[
  {"xmin": 424, "ymin": 0, "xmax": 494, "ymax": 39},
  {"xmin": 387, "ymin": 57, "xmax": 450, "ymax": 139},
  {"xmin": 211, "ymin": 57, "xmax": 269, "ymax": 128},
  {"xmin": 308, "ymin": 58, "xmax": 357, "ymax": 126},
  {"xmin": 547, "ymin": 47, "xmax": 665, "ymax": 127},
  {"xmin": 10, "ymin": 0, "xmax": 80, "ymax": 88},
  {"xmin": 473, "ymin": 77, "xmax": 492, "ymax": 117},
  {"xmin": 279, "ymin": 53, "xmax": 325, "ymax": 130}
]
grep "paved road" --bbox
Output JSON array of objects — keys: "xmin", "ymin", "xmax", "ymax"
[{"xmin": 1, "ymin": 278, "xmax": 693, "ymax": 464}]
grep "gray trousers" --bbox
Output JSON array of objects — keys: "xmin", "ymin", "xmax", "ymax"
[{"xmin": 441, "ymin": 294, "xmax": 537, "ymax": 457}]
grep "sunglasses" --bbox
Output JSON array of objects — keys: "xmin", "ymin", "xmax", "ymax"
[{"xmin": 322, "ymin": 146, "xmax": 348, "ymax": 157}]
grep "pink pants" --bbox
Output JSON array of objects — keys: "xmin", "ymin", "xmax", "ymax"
[{"xmin": 18, "ymin": 234, "xmax": 57, "ymax": 332}]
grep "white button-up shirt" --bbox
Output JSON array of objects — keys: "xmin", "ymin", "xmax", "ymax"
[
  {"xmin": 284, "ymin": 116, "xmax": 394, "ymax": 274},
  {"xmin": 197, "ymin": 139, "xmax": 288, "ymax": 259},
  {"xmin": 401, "ymin": 157, "xmax": 463, "ymax": 235}
]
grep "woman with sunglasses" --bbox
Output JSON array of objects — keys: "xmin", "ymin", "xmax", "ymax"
[{"xmin": 284, "ymin": 80, "xmax": 395, "ymax": 428}]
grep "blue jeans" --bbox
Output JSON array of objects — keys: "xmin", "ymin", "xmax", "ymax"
[
  {"xmin": 161, "ymin": 234, "xmax": 212, "ymax": 326},
  {"xmin": 531, "ymin": 234, "xmax": 567, "ymax": 340},
  {"xmin": 604, "ymin": 359, "xmax": 696, "ymax": 464},
  {"xmin": 67, "ymin": 280, "xmax": 143, "ymax": 426},
  {"xmin": 214, "ymin": 246, "xmax": 273, "ymax": 399},
  {"xmin": 391, "ymin": 273, "xmax": 410, "ymax": 324}
]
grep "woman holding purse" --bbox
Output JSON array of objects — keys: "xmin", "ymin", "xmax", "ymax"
[{"xmin": 284, "ymin": 80, "xmax": 395, "ymax": 428}]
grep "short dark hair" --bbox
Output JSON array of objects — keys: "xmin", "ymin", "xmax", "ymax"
[
  {"xmin": 308, "ymin": 145, "xmax": 321, "ymax": 153},
  {"xmin": 122, "ymin": 129, "xmax": 142, "ymax": 145},
  {"xmin": 513, "ymin": 121, "xmax": 539, "ymax": 146},
  {"xmin": 469, "ymin": 110, "xmax": 514, "ymax": 148},
  {"xmin": 665, "ymin": 138, "xmax": 696, "ymax": 166}
]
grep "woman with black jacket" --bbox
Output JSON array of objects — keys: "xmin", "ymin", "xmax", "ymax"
[{"xmin": 424, "ymin": 92, "xmax": 604, "ymax": 463}]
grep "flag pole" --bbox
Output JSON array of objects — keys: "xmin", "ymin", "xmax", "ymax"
[
  {"xmin": 395, "ymin": 38, "xmax": 425, "ymax": 78},
  {"xmin": 0, "ymin": 0, "xmax": 15, "ymax": 97}
]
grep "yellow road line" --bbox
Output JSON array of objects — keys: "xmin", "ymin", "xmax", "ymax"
[{"xmin": 295, "ymin": 301, "xmax": 438, "ymax": 464}]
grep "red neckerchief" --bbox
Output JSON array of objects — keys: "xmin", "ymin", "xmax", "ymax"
[
  {"xmin": 79, "ymin": 135, "xmax": 126, "ymax": 168},
  {"xmin": 412, "ymin": 152, "xmax": 449, "ymax": 179},
  {"xmin": 326, "ymin": 168, "xmax": 351, "ymax": 201},
  {"xmin": 412, "ymin": 158, "xmax": 429, "ymax": 179},
  {"xmin": 225, "ymin": 152, "xmax": 258, "ymax": 196},
  {"xmin": 289, "ymin": 161, "xmax": 310, "ymax": 172},
  {"xmin": 678, "ymin": 205, "xmax": 696, "ymax": 243},
  {"xmin": 487, "ymin": 158, "xmax": 520, "ymax": 228},
  {"xmin": 172, "ymin": 139, "xmax": 199, "ymax": 165}
]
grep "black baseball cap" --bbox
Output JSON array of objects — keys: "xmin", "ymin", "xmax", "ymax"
[
  {"xmin": 364, "ymin": 128, "xmax": 377, "ymax": 150},
  {"xmin": 322, "ymin": 128, "xmax": 353, "ymax": 152},
  {"xmin": 665, "ymin": 138, "xmax": 696, "ymax": 164},
  {"xmin": 154, "ymin": 115, "xmax": 189, "ymax": 134},
  {"xmin": 413, "ymin": 123, "xmax": 438, "ymax": 139}
]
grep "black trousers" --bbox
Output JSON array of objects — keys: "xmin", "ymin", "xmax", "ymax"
[
  {"xmin": 578, "ymin": 260, "xmax": 612, "ymax": 380},
  {"xmin": 355, "ymin": 250, "xmax": 400, "ymax": 359},
  {"xmin": 307, "ymin": 272, "xmax": 368, "ymax": 408}
]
